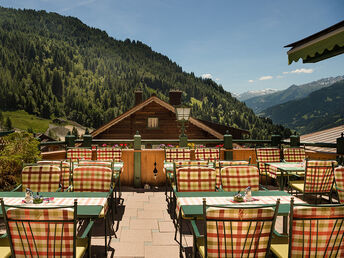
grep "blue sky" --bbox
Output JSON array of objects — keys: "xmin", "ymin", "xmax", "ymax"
[{"xmin": 1, "ymin": 0, "xmax": 343, "ymax": 94}]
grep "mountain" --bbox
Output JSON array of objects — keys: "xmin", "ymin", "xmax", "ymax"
[
  {"xmin": 244, "ymin": 76, "xmax": 344, "ymax": 113},
  {"xmin": 260, "ymin": 81, "xmax": 344, "ymax": 134},
  {"xmin": 236, "ymin": 89, "xmax": 279, "ymax": 101},
  {"xmin": 0, "ymin": 7, "xmax": 291, "ymax": 139}
]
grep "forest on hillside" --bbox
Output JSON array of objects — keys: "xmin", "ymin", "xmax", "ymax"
[{"xmin": 0, "ymin": 7, "xmax": 291, "ymax": 139}]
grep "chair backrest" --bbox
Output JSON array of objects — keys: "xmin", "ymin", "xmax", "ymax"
[
  {"xmin": 334, "ymin": 166, "xmax": 344, "ymax": 203},
  {"xmin": 174, "ymin": 160, "xmax": 209, "ymax": 168},
  {"xmin": 1, "ymin": 199, "xmax": 77, "ymax": 257},
  {"xmin": 22, "ymin": 165, "xmax": 61, "ymax": 192},
  {"xmin": 283, "ymin": 147, "xmax": 306, "ymax": 162},
  {"xmin": 66, "ymin": 148, "xmax": 92, "ymax": 162},
  {"xmin": 194, "ymin": 148, "xmax": 219, "ymax": 162},
  {"xmin": 289, "ymin": 202, "xmax": 344, "ymax": 257},
  {"xmin": 220, "ymin": 166, "xmax": 259, "ymax": 192},
  {"xmin": 203, "ymin": 200, "xmax": 279, "ymax": 258},
  {"xmin": 165, "ymin": 148, "xmax": 191, "ymax": 162},
  {"xmin": 304, "ymin": 160, "xmax": 335, "ymax": 193},
  {"xmin": 37, "ymin": 160, "xmax": 71, "ymax": 190},
  {"xmin": 256, "ymin": 148, "xmax": 281, "ymax": 174},
  {"xmin": 214, "ymin": 160, "xmax": 251, "ymax": 188},
  {"xmin": 176, "ymin": 167, "xmax": 216, "ymax": 192},
  {"xmin": 78, "ymin": 160, "xmax": 112, "ymax": 168},
  {"xmin": 96, "ymin": 147, "xmax": 122, "ymax": 162},
  {"xmin": 73, "ymin": 166, "xmax": 112, "ymax": 192}
]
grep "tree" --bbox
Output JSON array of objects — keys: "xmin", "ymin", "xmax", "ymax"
[
  {"xmin": 5, "ymin": 117, "xmax": 12, "ymax": 130},
  {"xmin": 72, "ymin": 126, "xmax": 79, "ymax": 139}
]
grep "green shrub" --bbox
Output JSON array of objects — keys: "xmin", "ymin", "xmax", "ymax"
[{"xmin": 0, "ymin": 132, "xmax": 41, "ymax": 191}]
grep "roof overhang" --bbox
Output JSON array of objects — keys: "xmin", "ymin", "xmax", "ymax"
[{"xmin": 285, "ymin": 20, "xmax": 344, "ymax": 64}]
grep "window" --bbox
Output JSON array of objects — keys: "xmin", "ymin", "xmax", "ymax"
[{"xmin": 147, "ymin": 117, "xmax": 159, "ymax": 128}]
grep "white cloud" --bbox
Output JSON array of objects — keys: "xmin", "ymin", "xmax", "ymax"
[
  {"xmin": 201, "ymin": 73, "xmax": 212, "ymax": 79},
  {"xmin": 215, "ymin": 78, "xmax": 220, "ymax": 81},
  {"xmin": 283, "ymin": 68, "xmax": 314, "ymax": 74},
  {"xmin": 276, "ymin": 75, "xmax": 283, "ymax": 79},
  {"xmin": 259, "ymin": 75, "xmax": 273, "ymax": 81},
  {"xmin": 248, "ymin": 80, "xmax": 254, "ymax": 83}
]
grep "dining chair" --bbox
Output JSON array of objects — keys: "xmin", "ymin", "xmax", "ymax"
[
  {"xmin": 256, "ymin": 148, "xmax": 281, "ymax": 183},
  {"xmin": 214, "ymin": 160, "xmax": 251, "ymax": 189},
  {"xmin": 334, "ymin": 166, "xmax": 344, "ymax": 203},
  {"xmin": 14, "ymin": 165, "xmax": 62, "ymax": 192},
  {"xmin": 67, "ymin": 147, "xmax": 92, "ymax": 162},
  {"xmin": 282, "ymin": 147, "xmax": 306, "ymax": 162},
  {"xmin": 96, "ymin": 147, "xmax": 122, "ymax": 162},
  {"xmin": 0, "ymin": 198, "xmax": 94, "ymax": 258},
  {"xmin": 191, "ymin": 198, "xmax": 280, "ymax": 258},
  {"xmin": 37, "ymin": 160, "xmax": 71, "ymax": 190},
  {"xmin": 220, "ymin": 165, "xmax": 259, "ymax": 192},
  {"xmin": 270, "ymin": 199, "xmax": 344, "ymax": 258},
  {"xmin": 289, "ymin": 160, "xmax": 335, "ymax": 203},
  {"xmin": 194, "ymin": 148, "xmax": 220, "ymax": 162}
]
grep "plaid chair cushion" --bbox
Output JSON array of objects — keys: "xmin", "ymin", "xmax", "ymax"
[
  {"xmin": 206, "ymin": 207, "xmax": 275, "ymax": 258},
  {"xmin": 175, "ymin": 160, "xmax": 209, "ymax": 167},
  {"xmin": 37, "ymin": 160, "xmax": 70, "ymax": 190},
  {"xmin": 176, "ymin": 167, "xmax": 216, "ymax": 192},
  {"xmin": 165, "ymin": 148, "xmax": 191, "ymax": 162},
  {"xmin": 220, "ymin": 166, "xmax": 259, "ymax": 192},
  {"xmin": 195, "ymin": 148, "xmax": 219, "ymax": 162},
  {"xmin": 22, "ymin": 165, "xmax": 61, "ymax": 192},
  {"xmin": 67, "ymin": 148, "xmax": 92, "ymax": 162},
  {"xmin": 256, "ymin": 148, "xmax": 281, "ymax": 177},
  {"xmin": 214, "ymin": 161, "xmax": 250, "ymax": 187},
  {"xmin": 304, "ymin": 160, "xmax": 335, "ymax": 193},
  {"xmin": 78, "ymin": 160, "xmax": 112, "ymax": 167},
  {"xmin": 334, "ymin": 166, "xmax": 344, "ymax": 203},
  {"xmin": 73, "ymin": 166, "xmax": 112, "ymax": 192},
  {"xmin": 283, "ymin": 147, "xmax": 306, "ymax": 162},
  {"xmin": 96, "ymin": 147, "xmax": 122, "ymax": 162},
  {"xmin": 291, "ymin": 205, "xmax": 344, "ymax": 257},
  {"xmin": 7, "ymin": 207, "xmax": 75, "ymax": 257}
]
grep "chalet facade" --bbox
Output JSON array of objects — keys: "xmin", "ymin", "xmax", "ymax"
[{"xmin": 92, "ymin": 91, "xmax": 249, "ymax": 140}]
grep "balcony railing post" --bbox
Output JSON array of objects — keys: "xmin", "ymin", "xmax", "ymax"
[
  {"xmin": 83, "ymin": 134, "xmax": 92, "ymax": 147},
  {"xmin": 271, "ymin": 135, "xmax": 281, "ymax": 147},
  {"xmin": 224, "ymin": 132, "xmax": 233, "ymax": 160},
  {"xmin": 337, "ymin": 133, "xmax": 344, "ymax": 155},
  {"xmin": 290, "ymin": 135, "xmax": 300, "ymax": 147},
  {"xmin": 65, "ymin": 134, "xmax": 75, "ymax": 148},
  {"xmin": 134, "ymin": 131, "xmax": 142, "ymax": 187}
]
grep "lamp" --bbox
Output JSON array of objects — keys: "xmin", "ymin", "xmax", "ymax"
[{"xmin": 175, "ymin": 106, "xmax": 191, "ymax": 146}]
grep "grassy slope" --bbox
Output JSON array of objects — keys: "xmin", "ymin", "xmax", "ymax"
[{"xmin": 2, "ymin": 110, "xmax": 51, "ymax": 133}]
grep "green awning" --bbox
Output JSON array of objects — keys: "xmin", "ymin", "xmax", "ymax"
[{"xmin": 285, "ymin": 20, "xmax": 344, "ymax": 64}]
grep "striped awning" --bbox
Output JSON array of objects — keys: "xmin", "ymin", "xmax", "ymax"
[{"xmin": 285, "ymin": 20, "xmax": 344, "ymax": 64}]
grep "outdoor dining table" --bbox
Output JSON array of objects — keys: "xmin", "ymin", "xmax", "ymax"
[
  {"xmin": 265, "ymin": 162, "xmax": 305, "ymax": 190},
  {"xmin": 175, "ymin": 190, "xmax": 305, "ymax": 256}
]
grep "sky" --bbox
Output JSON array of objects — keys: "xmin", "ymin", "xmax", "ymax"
[{"xmin": 1, "ymin": 0, "xmax": 343, "ymax": 94}]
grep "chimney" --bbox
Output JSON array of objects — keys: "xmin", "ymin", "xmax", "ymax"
[
  {"xmin": 169, "ymin": 90, "xmax": 182, "ymax": 106},
  {"xmin": 135, "ymin": 90, "xmax": 143, "ymax": 106}
]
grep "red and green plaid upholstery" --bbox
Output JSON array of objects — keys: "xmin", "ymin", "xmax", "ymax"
[
  {"xmin": 73, "ymin": 166, "xmax": 112, "ymax": 192},
  {"xmin": 6, "ymin": 207, "xmax": 75, "ymax": 257},
  {"xmin": 175, "ymin": 160, "xmax": 209, "ymax": 167},
  {"xmin": 334, "ymin": 166, "xmax": 344, "ymax": 203},
  {"xmin": 67, "ymin": 148, "xmax": 92, "ymax": 162},
  {"xmin": 165, "ymin": 148, "xmax": 191, "ymax": 162},
  {"xmin": 37, "ymin": 160, "xmax": 71, "ymax": 190},
  {"xmin": 176, "ymin": 167, "xmax": 216, "ymax": 192},
  {"xmin": 22, "ymin": 165, "xmax": 61, "ymax": 192},
  {"xmin": 214, "ymin": 161, "xmax": 250, "ymax": 187},
  {"xmin": 96, "ymin": 147, "xmax": 122, "ymax": 162},
  {"xmin": 205, "ymin": 207, "xmax": 275, "ymax": 257},
  {"xmin": 220, "ymin": 166, "xmax": 259, "ymax": 192},
  {"xmin": 78, "ymin": 160, "xmax": 112, "ymax": 167},
  {"xmin": 256, "ymin": 148, "xmax": 281, "ymax": 177},
  {"xmin": 290, "ymin": 205, "xmax": 344, "ymax": 257},
  {"xmin": 304, "ymin": 160, "xmax": 335, "ymax": 193},
  {"xmin": 195, "ymin": 148, "xmax": 219, "ymax": 162},
  {"xmin": 283, "ymin": 147, "xmax": 306, "ymax": 162}
]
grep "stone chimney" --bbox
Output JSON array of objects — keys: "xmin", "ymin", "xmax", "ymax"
[
  {"xmin": 135, "ymin": 90, "xmax": 143, "ymax": 106},
  {"xmin": 169, "ymin": 90, "xmax": 182, "ymax": 106}
]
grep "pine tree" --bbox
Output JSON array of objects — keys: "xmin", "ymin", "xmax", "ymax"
[{"xmin": 5, "ymin": 117, "xmax": 13, "ymax": 130}]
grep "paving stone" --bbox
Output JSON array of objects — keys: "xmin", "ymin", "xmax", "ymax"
[
  {"xmin": 130, "ymin": 219, "xmax": 158, "ymax": 230},
  {"xmin": 158, "ymin": 221, "xmax": 175, "ymax": 233},
  {"xmin": 137, "ymin": 209, "xmax": 164, "ymax": 219},
  {"xmin": 152, "ymin": 232, "xmax": 178, "ymax": 246},
  {"xmin": 124, "ymin": 200, "xmax": 145, "ymax": 209},
  {"xmin": 123, "ymin": 207, "xmax": 138, "ymax": 217},
  {"xmin": 144, "ymin": 245, "xmax": 179, "ymax": 258},
  {"xmin": 110, "ymin": 241, "xmax": 145, "ymax": 257},
  {"xmin": 120, "ymin": 229, "xmax": 153, "ymax": 242}
]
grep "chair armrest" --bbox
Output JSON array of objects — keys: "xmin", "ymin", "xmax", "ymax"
[
  {"xmin": 216, "ymin": 187, "xmax": 224, "ymax": 192},
  {"xmin": 0, "ymin": 233, "xmax": 8, "ymax": 239},
  {"xmin": 190, "ymin": 220, "xmax": 201, "ymax": 238},
  {"xmin": 259, "ymin": 185, "xmax": 268, "ymax": 191},
  {"xmin": 80, "ymin": 220, "xmax": 95, "ymax": 239},
  {"xmin": 65, "ymin": 185, "xmax": 73, "ymax": 192},
  {"xmin": 11, "ymin": 184, "xmax": 22, "ymax": 192},
  {"xmin": 56, "ymin": 184, "xmax": 62, "ymax": 192},
  {"xmin": 336, "ymin": 185, "xmax": 344, "ymax": 192}
]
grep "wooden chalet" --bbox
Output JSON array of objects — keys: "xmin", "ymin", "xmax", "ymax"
[{"xmin": 92, "ymin": 91, "xmax": 249, "ymax": 141}]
